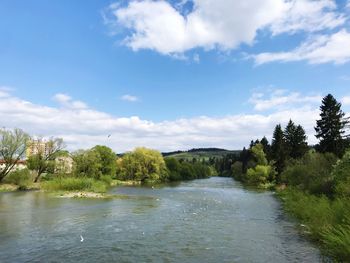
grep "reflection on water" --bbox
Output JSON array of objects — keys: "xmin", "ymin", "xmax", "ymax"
[{"xmin": 0, "ymin": 177, "xmax": 323, "ymax": 262}]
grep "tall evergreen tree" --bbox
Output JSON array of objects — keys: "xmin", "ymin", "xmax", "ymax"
[
  {"xmin": 293, "ymin": 125, "xmax": 308, "ymax": 158},
  {"xmin": 271, "ymin": 124, "xmax": 287, "ymax": 179},
  {"xmin": 260, "ymin": 136, "xmax": 271, "ymax": 161},
  {"xmin": 284, "ymin": 119, "xmax": 296, "ymax": 156},
  {"xmin": 284, "ymin": 120, "xmax": 308, "ymax": 159},
  {"xmin": 315, "ymin": 94, "xmax": 348, "ymax": 157}
]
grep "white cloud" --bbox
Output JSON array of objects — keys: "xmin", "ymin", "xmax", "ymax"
[
  {"xmin": 270, "ymin": 0, "xmax": 345, "ymax": 35},
  {"xmin": 53, "ymin": 93, "xmax": 88, "ymax": 109},
  {"xmin": 105, "ymin": 0, "xmax": 345, "ymax": 55},
  {"xmin": 121, "ymin": 94, "xmax": 139, "ymax": 102},
  {"xmin": 249, "ymin": 89, "xmax": 322, "ymax": 111},
  {"xmin": 0, "ymin": 90, "xmax": 325, "ymax": 152},
  {"xmin": 53, "ymin": 93, "xmax": 71, "ymax": 103},
  {"xmin": 253, "ymin": 29, "xmax": 350, "ymax": 65},
  {"xmin": 342, "ymin": 96, "xmax": 350, "ymax": 105}
]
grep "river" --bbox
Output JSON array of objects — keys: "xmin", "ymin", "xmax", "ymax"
[{"xmin": 0, "ymin": 177, "xmax": 324, "ymax": 262}]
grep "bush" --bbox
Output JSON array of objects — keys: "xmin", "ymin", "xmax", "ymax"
[
  {"xmin": 4, "ymin": 169, "xmax": 31, "ymax": 190},
  {"xmin": 246, "ymin": 165, "xmax": 275, "ymax": 186},
  {"xmin": 281, "ymin": 151, "xmax": 337, "ymax": 195},
  {"xmin": 100, "ymin": 174, "xmax": 113, "ymax": 185},
  {"xmin": 332, "ymin": 150, "xmax": 350, "ymax": 198}
]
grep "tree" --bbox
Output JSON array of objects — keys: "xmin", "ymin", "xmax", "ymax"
[
  {"xmin": 292, "ymin": 125, "xmax": 308, "ymax": 158},
  {"xmin": 116, "ymin": 147, "xmax": 168, "ymax": 182},
  {"xmin": 284, "ymin": 120, "xmax": 308, "ymax": 159},
  {"xmin": 72, "ymin": 149, "xmax": 102, "ymax": 179},
  {"xmin": 284, "ymin": 119, "xmax": 297, "ymax": 156},
  {"xmin": 315, "ymin": 94, "xmax": 348, "ymax": 157},
  {"xmin": 271, "ymin": 124, "xmax": 287, "ymax": 178},
  {"xmin": 246, "ymin": 143, "xmax": 276, "ymax": 186},
  {"xmin": 91, "ymin": 145, "xmax": 116, "ymax": 177},
  {"xmin": 0, "ymin": 128, "xmax": 29, "ymax": 182},
  {"xmin": 260, "ymin": 136, "xmax": 271, "ymax": 161},
  {"xmin": 27, "ymin": 137, "xmax": 66, "ymax": 182}
]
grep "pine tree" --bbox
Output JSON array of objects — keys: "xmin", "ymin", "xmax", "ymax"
[
  {"xmin": 284, "ymin": 119, "xmax": 296, "ymax": 156},
  {"xmin": 315, "ymin": 94, "xmax": 348, "ymax": 157},
  {"xmin": 271, "ymin": 124, "xmax": 287, "ymax": 179},
  {"xmin": 284, "ymin": 120, "xmax": 308, "ymax": 159},
  {"xmin": 293, "ymin": 125, "xmax": 308, "ymax": 158},
  {"xmin": 260, "ymin": 136, "xmax": 271, "ymax": 161}
]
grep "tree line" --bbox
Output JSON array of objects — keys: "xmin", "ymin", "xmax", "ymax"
[{"xmin": 0, "ymin": 131, "xmax": 216, "ymax": 190}]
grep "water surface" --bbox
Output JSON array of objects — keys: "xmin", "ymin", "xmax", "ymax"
[{"xmin": 0, "ymin": 177, "xmax": 323, "ymax": 262}]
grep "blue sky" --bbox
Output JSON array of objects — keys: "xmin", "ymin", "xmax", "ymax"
[{"xmin": 1, "ymin": 0, "xmax": 350, "ymax": 152}]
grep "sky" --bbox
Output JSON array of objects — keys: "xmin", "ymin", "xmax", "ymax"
[{"xmin": 0, "ymin": 0, "xmax": 350, "ymax": 153}]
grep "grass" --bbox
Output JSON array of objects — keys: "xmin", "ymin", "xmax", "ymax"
[
  {"xmin": 278, "ymin": 188, "xmax": 350, "ymax": 261},
  {"xmin": 41, "ymin": 177, "xmax": 109, "ymax": 193}
]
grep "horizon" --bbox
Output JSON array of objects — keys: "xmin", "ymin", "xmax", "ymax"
[{"xmin": 1, "ymin": 0, "xmax": 350, "ymax": 152}]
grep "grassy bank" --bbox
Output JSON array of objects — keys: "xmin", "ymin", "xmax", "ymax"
[
  {"xmin": 278, "ymin": 188, "xmax": 350, "ymax": 261},
  {"xmin": 41, "ymin": 177, "xmax": 110, "ymax": 193}
]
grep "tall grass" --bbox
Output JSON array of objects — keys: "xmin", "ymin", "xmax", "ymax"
[
  {"xmin": 278, "ymin": 188, "xmax": 350, "ymax": 261},
  {"xmin": 42, "ymin": 177, "xmax": 108, "ymax": 193}
]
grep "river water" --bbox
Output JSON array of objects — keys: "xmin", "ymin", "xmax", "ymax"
[{"xmin": 0, "ymin": 177, "xmax": 324, "ymax": 262}]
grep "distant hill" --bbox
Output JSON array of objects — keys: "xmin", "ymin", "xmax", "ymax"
[{"xmin": 162, "ymin": 148, "xmax": 241, "ymax": 161}]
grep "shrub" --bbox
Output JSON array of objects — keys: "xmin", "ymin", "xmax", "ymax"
[
  {"xmin": 4, "ymin": 169, "xmax": 31, "ymax": 190},
  {"xmin": 281, "ymin": 151, "xmax": 337, "ymax": 195},
  {"xmin": 332, "ymin": 150, "xmax": 350, "ymax": 198},
  {"xmin": 100, "ymin": 174, "xmax": 113, "ymax": 185},
  {"xmin": 246, "ymin": 165, "xmax": 275, "ymax": 186}
]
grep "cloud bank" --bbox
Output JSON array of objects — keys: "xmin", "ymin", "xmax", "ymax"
[{"xmin": 0, "ymin": 89, "xmax": 331, "ymax": 152}]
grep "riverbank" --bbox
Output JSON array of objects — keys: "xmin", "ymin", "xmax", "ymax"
[
  {"xmin": 0, "ymin": 182, "xmax": 40, "ymax": 192},
  {"xmin": 277, "ymin": 187, "xmax": 350, "ymax": 261}
]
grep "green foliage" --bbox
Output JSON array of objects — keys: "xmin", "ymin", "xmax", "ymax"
[
  {"xmin": 271, "ymin": 124, "xmax": 287, "ymax": 178},
  {"xmin": 165, "ymin": 158, "xmax": 182, "ymax": 181},
  {"xmin": 315, "ymin": 94, "xmax": 348, "ymax": 157},
  {"xmin": 231, "ymin": 161, "xmax": 243, "ymax": 181},
  {"xmin": 42, "ymin": 177, "xmax": 108, "ymax": 193},
  {"xmin": 284, "ymin": 120, "xmax": 308, "ymax": 159},
  {"xmin": 91, "ymin": 145, "xmax": 117, "ymax": 177},
  {"xmin": 116, "ymin": 147, "xmax": 168, "ymax": 182},
  {"xmin": 247, "ymin": 165, "xmax": 275, "ymax": 186},
  {"xmin": 3, "ymin": 169, "xmax": 31, "ymax": 190},
  {"xmin": 165, "ymin": 157, "xmax": 214, "ymax": 181},
  {"xmin": 322, "ymin": 216, "xmax": 350, "ymax": 260},
  {"xmin": 332, "ymin": 150, "xmax": 350, "ymax": 198},
  {"xmin": 100, "ymin": 174, "xmax": 113, "ymax": 185},
  {"xmin": 72, "ymin": 149, "xmax": 102, "ymax": 179},
  {"xmin": 281, "ymin": 151, "xmax": 337, "ymax": 195},
  {"xmin": 279, "ymin": 188, "xmax": 350, "ymax": 261},
  {"xmin": 0, "ymin": 128, "xmax": 29, "ymax": 182},
  {"xmin": 251, "ymin": 143, "xmax": 268, "ymax": 165}
]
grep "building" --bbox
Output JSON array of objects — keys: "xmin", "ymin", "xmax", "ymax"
[
  {"xmin": 26, "ymin": 139, "xmax": 50, "ymax": 159},
  {"xmin": 0, "ymin": 160, "xmax": 26, "ymax": 172}
]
